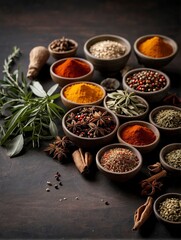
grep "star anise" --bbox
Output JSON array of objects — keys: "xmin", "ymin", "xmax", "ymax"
[
  {"xmin": 66, "ymin": 120, "xmax": 83, "ymax": 134},
  {"xmin": 88, "ymin": 122, "xmax": 107, "ymax": 137},
  {"xmin": 44, "ymin": 136, "xmax": 75, "ymax": 162},
  {"xmin": 90, "ymin": 110, "xmax": 110, "ymax": 126}
]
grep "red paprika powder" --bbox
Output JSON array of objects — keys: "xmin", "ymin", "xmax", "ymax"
[
  {"xmin": 120, "ymin": 124, "xmax": 156, "ymax": 146},
  {"xmin": 54, "ymin": 58, "xmax": 90, "ymax": 78}
]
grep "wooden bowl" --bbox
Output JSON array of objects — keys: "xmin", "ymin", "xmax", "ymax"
[
  {"xmin": 62, "ymin": 105, "xmax": 119, "ymax": 150},
  {"xmin": 96, "ymin": 143, "xmax": 142, "ymax": 182},
  {"xmin": 60, "ymin": 81, "xmax": 106, "ymax": 109},
  {"xmin": 48, "ymin": 38, "xmax": 78, "ymax": 60},
  {"xmin": 149, "ymin": 105, "xmax": 181, "ymax": 135},
  {"xmin": 117, "ymin": 120, "xmax": 160, "ymax": 154},
  {"xmin": 134, "ymin": 34, "xmax": 178, "ymax": 69},
  {"xmin": 50, "ymin": 57, "xmax": 94, "ymax": 87}
]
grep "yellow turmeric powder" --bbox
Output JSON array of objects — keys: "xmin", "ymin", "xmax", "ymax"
[
  {"xmin": 63, "ymin": 82, "xmax": 104, "ymax": 103},
  {"xmin": 138, "ymin": 36, "xmax": 173, "ymax": 58}
]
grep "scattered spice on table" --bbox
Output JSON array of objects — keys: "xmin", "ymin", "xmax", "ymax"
[
  {"xmin": 89, "ymin": 40, "xmax": 126, "ymax": 59},
  {"xmin": 50, "ymin": 37, "xmax": 76, "ymax": 52},
  {"xmin": 65, "ymin": 106, "xmax": 116, "ymax": 138},
  {"xmin": 63, "ymin": 82, "xmax": 104, "ymax": 103},
  {"xmin": 120, "ymin": 124, "xmax": 156, "ymax": 146},
  {"xmin": 153, "ymin": 108, "xmax": 181, "ymax": 128},
  {"xmin": 138, "ymin": 36, "xmax": 173, "ymax": 58},
  {"xmin": 106, "ymin": 90, "xmax": 147, "ymax": 116},
  {"xmin": 125, "ymin": 70, "xmax": 167, "ymax": 92},
  {"xmin": 165, "ymin": 148, "xmax": 181, "ymax": 169},
  {"xmin": 54, "ymin": 58, "xmax": 90, "ymax": 78},
  {"xmin": 158, "ymin": 197, "xmax": 181, "ymax": 222},
  {"xmin": 100, "ymin": 147, "xmax": 139, "ymax": 173},
  {"xmin": 44, "ymin": 136, "xmax": 75, "ymax": 162}
]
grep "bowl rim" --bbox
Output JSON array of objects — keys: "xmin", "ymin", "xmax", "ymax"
[
  {"xmin": 159, "ymin": 143, "xmax": 181, "ymax": 171},
  {"xmin": 153, "ymin": 192, "xmax": 181, "ymax": 224},
  {"xmin": 134, "ymin": 34, "xmax": 178, "ymax": 60},
  {"xmin": 60, "ymin": 81, "xmax": 106, "ymax": 105},
  {"xmin": 96, "ymin": 143, "xmax": 142, "ymax": 175},
  {"xmin": 48, "ymin": 38, "xmax": 78, "ymax": 54},
  {"xmin": 62, "ymin": 105, "xmax": 119, "ymax": 140},
  {"xmin": 149, "ymin": 105, "xmax": 181, "ymax": 131},
  {"xmin": 84, "ymin": 34, "xmax": 131, "ymax": 61},
  {"xmin": 122, "ymin": 67, "xmax": 170, "ymax": 95},
  {"xmin": 103, "ymin": 93, "xmax": 149, "ymax": 119},
  {"xmin": 50, "ymin": 57, "xmax": 94, "ymax": 80},
  {"xmin": 117, "ymin": 120, "xmax": 160, "ymax": 148}
]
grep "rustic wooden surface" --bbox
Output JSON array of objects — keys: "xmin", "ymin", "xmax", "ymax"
[{"xmin": 0, "ymin": 0, "xmax": 181, "ymax": 239}]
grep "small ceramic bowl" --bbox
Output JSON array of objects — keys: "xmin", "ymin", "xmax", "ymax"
[
  {"xmin": 60, "ymin": 81, "xmax": 106, "ymax": 109},
  {"xmin": 153, "ymin": 193, "xmax": 181, "ymax": 225},
  {"xmin": 100, "ymin": 78, "xmax": 120, "ymax": 92},
  {"xmin": 122, "ymin": 68, "xmax": 170, "ymax": 103},
  {"xmin": 50, "ymin": 57, "xmax": 94, "ymax": 87},
  {"xmin": 159, "ymin": 143, "xmax": 181, "ymax": 175},
  {"xmin": 117, "ymin": 120, "xmax": 160, "ymax": 154},
  {"xmin": 103, "ymin": 94, "xmax": 149, "ymax": 122},
  {"xmin": 62, "ymin": 105, "xmax": 119, "ymax": 150},
  {"xmin": 84, "ymin": 34, "xmax": 131, "ymax": 73},
  {"xmin": 48, "ymin": 38, "xmax": 78, "ymax": 60},
  {"xmin": 96, "ymin": 143, "xmax": 142, "ymax": 182},
  {"xmin": 149, "ymin": 105, "xmax": 181, "ymax": 135},
  {"xmin": 134, "ymin": 34, "xmax": 178, "ymax": 68}
]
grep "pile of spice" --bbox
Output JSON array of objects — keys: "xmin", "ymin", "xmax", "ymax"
[
  {"xmin": 120, "ymin": 124, "xmax": 156, "ymax": 146},
  {"xmin": 63, "ymin": 83, "xmax": 104, "ymax": 103},
  {"xmin": 49, "ymin": 37, "xmax": 76, "ymax": 52},
  {"xmin": 154, "ymin": 108, "xmax": 181, "ymax": 128},
  {"xmin": 158, "ymin": 197, "xmax": 181, "ymax": 222},
  {"xmin": 165, "ymin": 148, "xmax": 181, "ymax": 169},
  {"xmin": 100, "ymin": 147, "xmax": 139, "ymax": 173},
  {"xmin": 125, "ymin": 70, "xmax": 167, "ymax": 92},
  {"xmin": 54, "ymin": 58, "xmax": 90, "ymax": 78},
  {"xmin": 65, "ymin": 106, "xmax": 116, "ymax": 138},
  {"xmin": 106, "ymin": 90, "xmax": 147, "ymax": 116},
  {"xmin": 138, "ymin": 36, "xmax": 173, "ymax": 58},
  {"xmin": 89, "ymin": 40, "xmax": 126, "ymax": 59}
]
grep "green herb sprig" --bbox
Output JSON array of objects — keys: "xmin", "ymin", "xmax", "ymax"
[{"xmin": 0, "ymin": 47, "xmax": 64, "ymax": 157}]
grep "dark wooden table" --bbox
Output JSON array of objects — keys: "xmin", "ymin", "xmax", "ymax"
[{"xmin": 0, "ymin": 0, "xmax": 181, "ymax": 239}]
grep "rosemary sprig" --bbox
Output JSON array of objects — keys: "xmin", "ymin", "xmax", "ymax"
[{"xmin": 0, "ymin": 47, "xmax": 64, "ymax": 157}]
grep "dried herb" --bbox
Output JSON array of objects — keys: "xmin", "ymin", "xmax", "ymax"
[
  {"xmin": 0, "ymin": 47, "xmax": 64, "ymax": 157},
  {"xmin": 44, "ymin": 136, "xmax": 75, "ymax": 162},
  {"xmin": 66, "ymin": 106, "xmax": 116, "ymax": 138},
  {"xmin": 106, "ymin": 90, "xmax": 147, "ymax": 116}
]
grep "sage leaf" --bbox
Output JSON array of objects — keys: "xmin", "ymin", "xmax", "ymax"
[
  {"xmin": 6, "ymin": 134, "xmax": 24, "ymax": 157},
  {"xmin": 47, "ymin": 84, "xmax": 59, "ymax": 96},
  {"xmin": 30, "ymin": 81, "xmax": 47, "ymax": 97},
  {"xmin": 49, "ymin": 119, "xmax": 58, "ymax": 137}
]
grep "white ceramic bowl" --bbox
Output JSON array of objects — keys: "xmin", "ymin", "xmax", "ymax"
[
  {"xmin": 50, "ymin": 57, "xmax": 94, "ymax": 87},
  {"xmin": 149, "ymin": 105, "xmax": 181, "ymax": 135},
  {"xmin": 117, "ymin": 120, "xmax": 160, "ymax": 154},
  {"xmin": 96, "ymin": 143, "xmax": 142, "ymax": 182},
  {"xmin": 134, "ymin": 34, "xmax": 178, "ymax": 68},
  {"xmin": 60, "ymin": 81, "xmax": 106, "ymax": 109},
  {"xmin": 122, "ymin": 68, "xmax": 170, "ymax": 103},
  {"xmin": 84, "ymin": 34, "xmax": 131, "ymax": 74}
]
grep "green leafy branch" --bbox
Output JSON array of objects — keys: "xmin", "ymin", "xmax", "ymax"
[{"xmin": 0, "ymin": 47, "xmax": 64, "ymax": 157}]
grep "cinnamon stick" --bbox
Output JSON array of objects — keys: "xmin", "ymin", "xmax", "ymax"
[
  {"xmin": 72, "ymin": 148, "xmax": 93, "ymax": 174},
  {"xmin": 140, "ymin": 169, "xmax": 167, "ymax": 185},
  {"xmin": 132, "ymin": 196, "xmax": 153, "ymax": 231}
]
